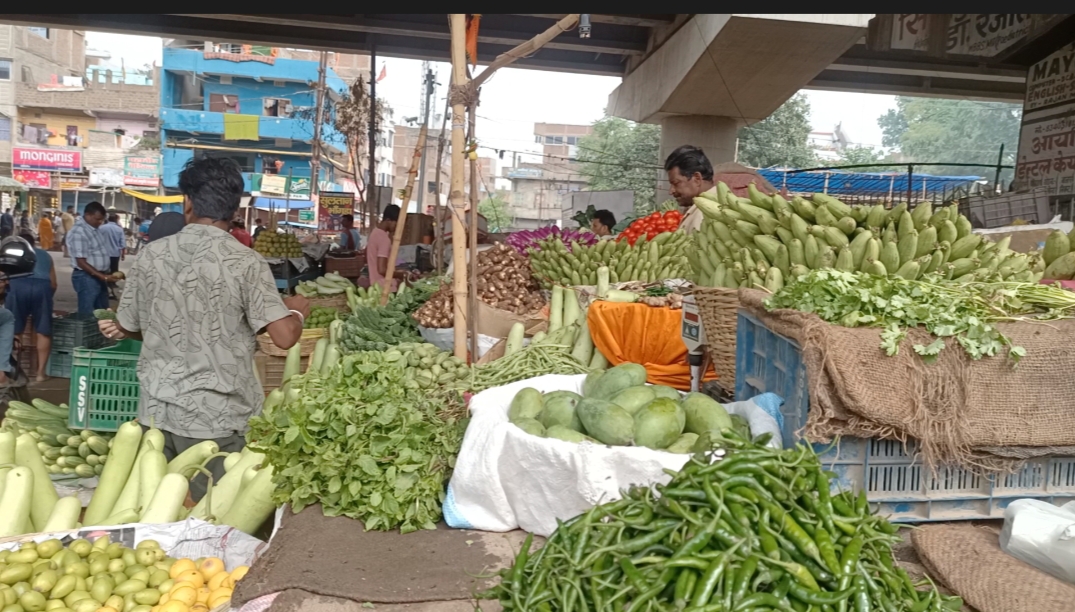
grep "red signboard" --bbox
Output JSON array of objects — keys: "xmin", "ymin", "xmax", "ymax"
[
  {"xmin": 12, "ymin": 147, "xmax": 82, "ymax": 172},
  {"xmin": 12, "ymin": 170, "xmax": 52, "ymax": 189}
]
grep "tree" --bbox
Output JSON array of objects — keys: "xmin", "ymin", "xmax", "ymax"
[
  {"xmin": 478, "ymin": 192, "xmax": 512, "ymax": 233},
  {"xmin": 877, "ymin": 97, "xmax": 1021, "ymax": 182},
  {"xmin": 577, "ymin": 116, "xmax": 662, "ymax": 212},
  {"xmin": 737, "ymin": 93, "xmax": 817, "ymax": 169},
  {"xmin": 835, "ymin": 145, "xmax": 901, "ymax": 171}
]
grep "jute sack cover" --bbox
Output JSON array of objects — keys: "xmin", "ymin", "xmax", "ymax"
[
  {"xmin": 738, "ymin": 288, "xmax": 1075, "ymax": 471},
  {"xmin": 912, "ymin": 524, "xmax": 1075, "ymax": 612}
]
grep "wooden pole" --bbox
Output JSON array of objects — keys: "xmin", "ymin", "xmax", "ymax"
[
  {"xmin": 432, "ymin": 88, "xmax": 450, "ymax": 272},
  {"xmin": 309, "ymin": 51, "xmax": 327, "ymax": 197},
  {"xmin": 467, "ymin": 14, "xmax": 579, "ymax": 92},
  {"xmin": 367, "ymin": 43, "xmax": 379, "ymax": 221},
  {"xmin": 380, "ymin": 124, "xmax": 428, "ymax": 305},
  {"xmin": 467, "ymin": 103, "xmax": 479, "ymax": 358},
  {"xmin": 449, "ymin": 14, "xmax": 470, "ymax": 359}
]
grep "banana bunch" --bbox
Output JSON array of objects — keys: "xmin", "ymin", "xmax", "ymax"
[
  {"xmin": 689, "ymin": 182, "xmax": 1044, "ymax": 292},
  {"xmin": 529, "ymin": 232, "xmax": 692, "ymax": 287},
  {"xmin": 345, "ymin": 283, "xmax": 385, "ymax": 311}
]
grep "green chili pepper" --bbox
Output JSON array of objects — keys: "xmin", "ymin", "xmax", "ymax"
[
  {"xmin": 691, "ymin": 540, "xmax": 743, "ymax": 607},
  {"xmin": 831, "ymin": 494, "xmax": 855, "ymax": 516},
  {"xmin": 732, "ymin": 555, "xmax": 759, "ymax": 602},
  {"xmin": 787, "ymin": 582, "xmax": 855, "ymax": 605},
  {"xmin": 673, "ymin": 569, "xmax": 698, "ymax": 606},
  {"xmin": 814, "ymin": 528, "xmax": 841, "ymax": 576},
  {"xmin": 855, "ymin": 491, "xmax": 868, "ymax": 515},
  {"xmin": 773, "ymin": 574, "xmax": 793, "ymax": 599},
  {"xmin": 852, "ymin": 576, "xmax": 871, "ymax": 612},
  {"xmin": 839, "ymin": 536, "xmax": 864, "ymax": 589},
  {"xmin": 734, "ymin": 592, "xmax": 795, "ymax": 612}
]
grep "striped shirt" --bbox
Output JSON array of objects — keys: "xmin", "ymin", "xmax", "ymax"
[{"xmin": 66, "ymin": 217, "xmax": 111, "ymax": 271}]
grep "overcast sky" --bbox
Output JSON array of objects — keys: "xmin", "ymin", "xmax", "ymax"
[{"xmin": 87, "ymin": 31, "xmax": 898, "ymax": 171}]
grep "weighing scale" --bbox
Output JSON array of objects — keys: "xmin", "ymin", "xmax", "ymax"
[{"xmin": 680, "ymin": 294, "xmax": 708, "ymax": 393}]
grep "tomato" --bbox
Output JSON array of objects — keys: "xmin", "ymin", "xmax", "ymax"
[
  {"xmin": 646, "ymin": 230, "xmax": 659, "ymax": 240},
  {"xmin": 648, "ymin": 212, "xmax": 661, "ymax": 220}
]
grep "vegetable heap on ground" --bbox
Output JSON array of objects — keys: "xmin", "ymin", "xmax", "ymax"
[
  {"xmin": 2, "ymin": 399, "xmax": 114, "ymax": 477},
  {"xmin": 0, "ymin": 422, "xmax": 275, "ymax": 537},
  {"xmin": 765, "ymin": 268, "xmax": 1075, "ymax": 362},
  {"xmin": 618, "ymin": 209, "xmax": 683, "ymax": 245},
  {"xmin": 414, "ymin": 243, "xmax": 545, "ymax": 327},
  {"xmin": 691, "ymin": 182, "xmax": 1044, "ymax": 292},
  {"xmin": 481, "ymin": 431, "xmax": 964, "ymax": 612},
  {"xmin": 505, "ymin": 363, "xmax": 750, "ymax": 452},
  {"xmin": 506, "ymin": 226, "xmax": 597, "ymax": 255},
  {"xmin": 295, "ymin": 272, "xmax": 354, "ymax": 297},
  {"xmin": 529, "ymin": 231, "xmax": 691, "ymax": 287},
  {"xmin": 0, "ymin": 536, "xmax": 248, "ymax": 612},
  {"xmin": 304, "ymin": 306, "xmax": 340, "ymax": 329},
  {"xmin": 337, "ymin": 280, "xmax": 439, "ymax": 353},
  {"xmin": 613, "ymin": 199, "xmax": 680, "ymax": 234},
  {"xmin": 247, "ymin": 345, "xmax": 469, "ymax": 533},
  {"xmin": 254, "ymin": 231, "xmax": 303, "ymax": 258}
]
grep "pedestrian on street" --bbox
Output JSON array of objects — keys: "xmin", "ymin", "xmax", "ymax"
[
  {"xmin": 60, "ymin": 206, "xmax": 75, "ymax": 256},
  {"xmin": 66, "ymin": 201, "xmax": 117, "ymax": 316},
  {"xmin": 18, "ymin": 210, "xmax": 31, "ymax": 236},
  {"xmin": 0, "ymin": 278, "xmax": 14, "ymax": 388},
  {"xmin": 37, "ymin": 212, "xmax": 54, "ymax": 250},
  {"xmin": 98, "ymin": 157, "xmax": 310, "ymax": 503},
  {"xmin": 0, "ymin": 209, "xmax": 14, "ymax": 239},
  {"xmin": 101, "ymin": 213, "xmax": 126, "ymax": 299},
  {"xmin": 147, "ymin": 212, "xmax": 185, "ymax": 242},
  {"xmin": 7, "ymin": 232, "xmax": 56, "ymax": 382},
  {"xmin": 339, "ymin": 214, "xmax": 362, "ymax": 251},
  {"xmin": 230, "ymin": 219, "xmax": 252, "ymax": 247}
]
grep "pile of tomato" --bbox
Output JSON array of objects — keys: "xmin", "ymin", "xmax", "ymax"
[{"xmin": 617, "ymin": 210, "xmax": 683, "ymax": 245}]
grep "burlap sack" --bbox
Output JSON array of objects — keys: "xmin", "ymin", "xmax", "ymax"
[
  {"xmin": 912, "ymin": 524, "xmax": 1075, "ymax": 612},
  {"xmin": 739, "ymin": 289, "xmax": 1075, "ymax": 471}
]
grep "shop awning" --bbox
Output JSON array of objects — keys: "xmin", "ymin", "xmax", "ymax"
[
  {"xmin": 252, "ymin": 197, "xmax": 314, "ymax": 210},
  {"xmin": 279, "ymin": 221, "xmax": 317, "ymax": 229},
  {"xmin": 121, "ymin": 188, "xmax": 184, "ymax": 204},
  {"xmin": 0, "ymin": 177, "xmax": 28, "ymax": 192}
]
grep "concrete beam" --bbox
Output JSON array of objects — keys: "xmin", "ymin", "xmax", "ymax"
[
  {"xmin": 608, "ymin": 14, "xmax": 870, "ymax": 124},
  {"xmin": 659, "ymin": 116, "xmax": 740, "ymax": 166},
  {"xmin": 825, "ymin": 56, "xmax": 1026, "ymax": 83},
  {"xmin": 806, "ymin": 67, "xmax": 1026, "ymax": 102}
]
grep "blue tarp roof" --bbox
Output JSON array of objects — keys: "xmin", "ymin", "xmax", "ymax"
[
  {"xmin": 252, "ymin": 197, "xmax": 314, "ymax": 210},
  {"xmin": 755, "ymin": 168, "xmax": 983, "ymax": 197}
]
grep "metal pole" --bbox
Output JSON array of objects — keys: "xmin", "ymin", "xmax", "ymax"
[
  {"xmin": 367, "ymin": 43, "xmax": 378, "ymax": 224},
  {"xmin": 887, "ymin": 175, "xmax": 895, "ymax": 204},
  {"xmin": 309, "ymin": 51, "xmax": 328, "ymax": 201},
  {"xmin": 415, "ymin": 69, "xmax": 435, "ymax": 214},
  {"xmin": 906, "ymin": 165, "xmax": 913, "ymax": 205},
  {"xmin": 449, "ymin": 14, "xmax": 469, "ymax": 359},
  {"xmin": 994, "ymin": 143, "xmax": 1005, "ymax": 194}
]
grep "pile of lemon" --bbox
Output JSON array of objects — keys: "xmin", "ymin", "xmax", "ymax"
[{"xmin": 151, "ymin": 557, "xmax": 248, "ymax": 612}]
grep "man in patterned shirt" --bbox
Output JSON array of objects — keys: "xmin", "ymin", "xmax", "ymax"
[{"xmin": 98, "ymin": 157, "xmax": 310, "ymax": 502}]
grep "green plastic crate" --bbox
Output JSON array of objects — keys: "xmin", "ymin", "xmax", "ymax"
[{"xmin": 68, "ymin": 339, "xmax": 142, "ymax": 432}]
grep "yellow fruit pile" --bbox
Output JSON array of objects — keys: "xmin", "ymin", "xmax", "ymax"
[
  {"xmin": 254, "ymin": 232, "xmax": 303, "ymax": 258},
  {"xmin": 151, "ymin": 558, "xmax": 248, "ymax": 612}
]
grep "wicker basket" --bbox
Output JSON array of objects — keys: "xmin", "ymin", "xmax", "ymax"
[
  {"xmin": 257, "ymin": 327, "xmax": 327, "ymax": 357},
  {"xmin": 692, "ymin": 287, "xmax": 740, "ymax": 394},
  {"xmin": 309, "ymin": 294, "xmax": 350, "ymax": 313}
]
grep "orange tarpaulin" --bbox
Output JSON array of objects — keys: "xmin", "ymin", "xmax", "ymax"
[{"xmin": 587, "ymin": 301, "xmax": 717, "ymax": 391}]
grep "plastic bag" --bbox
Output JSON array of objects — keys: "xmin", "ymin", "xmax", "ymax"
[
  {"xmin": 1000, "ymin": 498, "xmax": 1075, "ymax": 584},
  {"xmin": 442, "ymin": 373, "xmax": 782, "ymax": 536}
]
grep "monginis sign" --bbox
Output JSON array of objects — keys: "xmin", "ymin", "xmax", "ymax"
[{"xmin": 12, "ymin": 147, "xmax": 82, "ymax": 173}]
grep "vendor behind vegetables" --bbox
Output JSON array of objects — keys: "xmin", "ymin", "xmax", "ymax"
[
  {"xmin": 366, "ymin": 204, "xmax": 412, "ymax": 291},
  {"xmin": 664, "ymin": 144, "xmax": 716, "ymax": 234},
  {"xmin": 97, "ymin": 157, "xmax": 311, "ymax": 502},
  {"xmin": 589, "ymin": 209, "xmax": 616, "ymax": 238}
]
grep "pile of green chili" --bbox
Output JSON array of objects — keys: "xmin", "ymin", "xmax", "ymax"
[{"xmin": 480, "ymin": 432, "xmax": 964, "ymax": 611}]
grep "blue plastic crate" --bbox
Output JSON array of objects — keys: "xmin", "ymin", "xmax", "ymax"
[
  {"xmin": 734, "ymin": 309, "xmax": 1075, "ymax": 521},
  {"xmin": 52, "ymin": 314, "xmax": 112, "ymax": 352}
]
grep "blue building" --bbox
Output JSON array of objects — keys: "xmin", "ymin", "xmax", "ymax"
[{"xmin": 159, "ymin": 46, "xmax": 350, "ymax": 198}]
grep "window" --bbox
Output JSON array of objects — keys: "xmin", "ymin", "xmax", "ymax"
[
  {"xmin": 0, "ymin": 116, "xmax": 10, "ymax": 142},
  {"xmin": 544, "ymin": 136, "xmax": 554, "ymax": 144},
  {"xmin": 566, "ymin": 136, "xmax": 577, "ymax": 145},
  {"xmin": 0, "ymin": 59, "xmax": 9, "ymax": 81},
  {"xmin": 552, "ymin": 136, "xmax": 564, "ymax": 145},
  {"xmin": 66, "ymin": 126, "xmax": 79, "ymax": 147},
  {"xmin": 194, "ymin": 148, "xmax": 253, "ymax": 172},
  {"xmin": 208, "ymin": 93, "xmax": 240, "ymax": 113},
  {"xmin": 262, "ymin": 98, "xmax": 292, "ymax": 117},
  {"xmin": 535, "ymin": 135, "xmax": 542, "ymax": 144},
  {"xmin": 26, "ymin": 27, "xmax": 48, "ymax": 39}
]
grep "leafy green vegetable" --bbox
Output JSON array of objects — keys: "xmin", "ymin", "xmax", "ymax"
[
  {"xmin": 764, "ymin": 269, "xmax": 1075, "ymax": 363},
  {"xmin": 247, "ymin": 346, "xmax": 469, "ymax": 533}
]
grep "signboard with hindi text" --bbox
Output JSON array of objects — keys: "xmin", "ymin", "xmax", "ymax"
[
  {"xmin": 318, "ymin": 192, "xmax": 354, "ymax": 235},
  {"xmin": 123, "ymin": 155, "xmax": 161, "ymax": 187},
  {"xmin": 889, "ymin": 14, "xmax": 1033, "ymax": 57},
  {"xmin": 1016, "ymin": 43, "xmax": 1075, "ymax": 196}
]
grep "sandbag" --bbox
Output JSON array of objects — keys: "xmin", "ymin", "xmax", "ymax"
[
  {"xmin": 1000, "ymin": 499, "xmax": 1075, "ymax": 585},
  {"xmin": 442, "ymin": 373, "xmax": 781, "ymax": 537},
  {"xmin": 739, "ymin": 288, "xmax": 1075, "ymax": 470}
]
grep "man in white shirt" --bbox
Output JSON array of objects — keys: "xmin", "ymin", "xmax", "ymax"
[{"xmin": 663, "ymin": 145, "xmax": 717, "ymax": 235}]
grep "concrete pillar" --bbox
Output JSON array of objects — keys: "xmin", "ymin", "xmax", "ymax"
[{"xmin": 659, "ymin": 115, "xmax": 740, "ymax": 167}]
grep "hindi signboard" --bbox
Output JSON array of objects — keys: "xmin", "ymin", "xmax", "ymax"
[
  {"xmin": 1016, "ymin": 43, "xmax": 1075, "ymax": 197},
  {"xmin": 318, "ymin": 191, "xmax": 354, "ymax": 234},
  {"xmin": 890, "ymin": 14, "xmax": 1032, "ymax": 57},
  {"xmin": 260, "ymin": 174, "xmax": 288, "ymax": 196},
  {"xmin": 123, "ymin": 155, "xmax": 161, "ymax": 187}
]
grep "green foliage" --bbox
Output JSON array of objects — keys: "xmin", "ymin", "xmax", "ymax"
[
  {"xmin": 247, "ymin": 347, "xmax": 469, "ymax": 533},
  {"xmin": 577, "ymin": 116, "xmax": 661, "ymax": 212},
  {"xmin": 478, "ymin": 192, "xmax": 512, "ymax": 233},
  {"xmin": 836, "ymin": 145, "xmax": 899, "ymax": 171},
  {"xmin": 877, "ymin": 97, "xmax": 1021, "ymax": 182},
  {"xmin": 737, "ymin": 93, "xmax": 818, "ymax": 169}
]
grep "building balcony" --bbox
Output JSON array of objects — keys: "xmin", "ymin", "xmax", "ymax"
[
  {"xmin": 17, "ymin": 81, "xmax": 159, "ymax": 117},
  {"xmin": 159, "ymin": 108, "xmax": 345, "ymax": 153}
]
